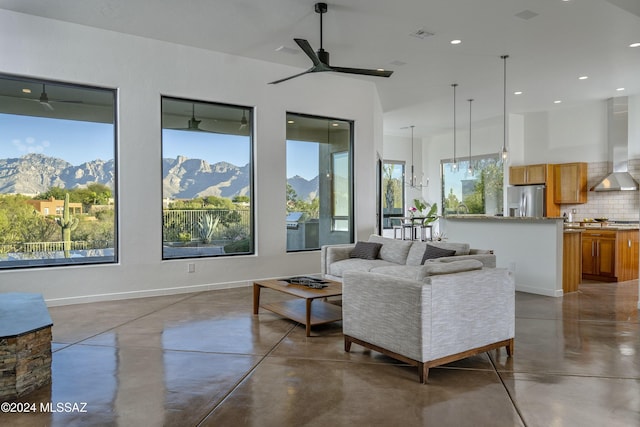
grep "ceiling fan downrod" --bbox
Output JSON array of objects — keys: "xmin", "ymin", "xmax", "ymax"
[{"xmin": 315, "ymin": 2, "xmax": 328, "ymax": 65}]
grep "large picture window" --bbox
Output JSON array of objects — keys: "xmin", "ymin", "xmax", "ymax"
[
  {"xmin": 0, "ymin": 75, "xmax": 117, "ymax": 269},
  {"xmin": 382, "ymin": 161, "xmax": 405, "ymax": 229},
  {"xmin": 441, "ymin": 154, "xmax": 504, "ymax": 216},
  {"xmin": 161, "ymin": 97, "xmax": 253, "ymax": 259},
  {"xmin": 286, "ymin": 113, "xmax": 353, "ymax": 251}
]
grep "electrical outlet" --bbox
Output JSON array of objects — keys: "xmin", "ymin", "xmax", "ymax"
[{"xmin": 188, "ymin": 263, "xmax": 195, "ymax": 273}]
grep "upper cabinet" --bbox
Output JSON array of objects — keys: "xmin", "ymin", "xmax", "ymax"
[
  {"xmin": 553, "ymin": 162, "xmax": 587, "ymax": 204},
  {"xmin": 509, "ymin": 164, "xmax": 548, "ymax": 185}
]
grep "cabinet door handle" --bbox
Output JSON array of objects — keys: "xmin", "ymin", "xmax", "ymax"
[{"xmin": 629, "ymin": 239, "xmax": 632, "ymax": 248}]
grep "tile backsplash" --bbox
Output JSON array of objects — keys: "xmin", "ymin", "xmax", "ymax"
[{"xmin": 561, "ymin": 159, "xmax": 640, "ymax": 222}]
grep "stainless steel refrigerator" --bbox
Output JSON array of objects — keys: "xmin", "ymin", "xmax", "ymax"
[{"xmin": 507, "ymin": 185, "xmax": 546, "ymax": 217}]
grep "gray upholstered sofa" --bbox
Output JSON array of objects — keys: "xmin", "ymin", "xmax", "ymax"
[
  {"xmin": 321, "ymin": 234, "xmax": 496, "ymax": 282},
  {"xmin": 342, "ymin": 268, "xmax": 515, "ymax": 383}
]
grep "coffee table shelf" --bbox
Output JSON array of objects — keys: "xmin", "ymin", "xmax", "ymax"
[{"xmin": 253, "ymin": 278, "xmax": 342, "ymax": 336}]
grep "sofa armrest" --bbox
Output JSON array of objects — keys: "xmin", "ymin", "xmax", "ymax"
[
  {"xmin": 321, "ymin": 243, "xmax": 356, "ymax": 275},
  {"xmin": 427, "ymin": 268, "xmax": 514, "ymax": 360},
  {"xmin": 342, "ymin": 271, "xmax": 431, "ymax": 362},
  {"xmin": 432, "ymin": 253, "xmax": 496, "ymax": 268},
  {"xmin": 342, "ymin": 268, "xmax": 514, "ymax": 363}
]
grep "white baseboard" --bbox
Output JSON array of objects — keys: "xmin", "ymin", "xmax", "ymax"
[
  {"xmin": 515, "ymin": 284, "xmax": 563, "ymax": 298},
  {"xmin": 44, "ymin": 280, "xmax": 252, "ymax": 307}
]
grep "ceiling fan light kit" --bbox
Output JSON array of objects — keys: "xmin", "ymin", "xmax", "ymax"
[{"xmin": 269, "ymin": 3, "xmax": 393, "ymax": 84}]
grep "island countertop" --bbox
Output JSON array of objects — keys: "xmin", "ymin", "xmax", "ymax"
[
  {"xmin": 441, "ymin": 216, "xmax": 564, "ymax": 297},
  {"xmin": 445, "ymin": 215, "xmax": 564, "ymax": 222}
]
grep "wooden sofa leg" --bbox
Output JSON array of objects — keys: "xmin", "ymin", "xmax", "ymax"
[
  {"xmin": 418, "ymin": 362, "xmax": 429, "ymax": 384},
  {"xmin": 344, "ymin": 335, "xmax": 352, "ymax": 352},
  {"xmin": 506, "ymin": 338, "xmax": 514, "ymax": 356}
]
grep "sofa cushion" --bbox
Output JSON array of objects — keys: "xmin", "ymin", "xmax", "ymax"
[
  {"xmin": 371, "ymin": 259, "xmax": 484, "ymax": 281},
  {"xmin": 421, "ymin": 245, "xmax": 456, "ymax": 264},
  {"xmin": 421, "ymin": 259, "xmax": 483, "ymax": 276},
  {"xmin": 370, "ymin": 265, "xmax": 426, "ymax": 280},
  {"xmin": 350, "ymin": 241, "xmax": 383, "ymax": 260},
  {"xmin": 406, "ymin": 241, "xmax": 472, "ymax": 265},
  {"xmin": 329, "ymin": 258, "xmax": 398, "ymax": 277},
  {"xmin": 367, "ymin": 234, "xmax": 413, "ymax": 264}
]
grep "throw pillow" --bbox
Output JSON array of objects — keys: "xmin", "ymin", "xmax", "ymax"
[
  {"xmin": 350, "ymin": 241, "xmax": 383, "ymax": 260},
  {"xmin": 421, "ymin": 244, "xmax": 456, "ymax": 264}
]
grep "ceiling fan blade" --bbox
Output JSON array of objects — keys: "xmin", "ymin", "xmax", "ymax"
[
  {"xmin": 331, "ymin": 66, "xmax": 394, "ymax": 78},
  {"xmin": 40, "ymin": 101, "xmax": 54, "ymax": 111},
  {"xmin": 269, "ymin": 68, "xmax": 316, "ymax": 85},
  {"xmin": 294, "ymin": 38, "xmax": 323, "ymax": 66}
]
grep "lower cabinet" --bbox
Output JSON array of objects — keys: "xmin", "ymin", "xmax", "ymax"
[
  {"xmin": 563, "ymin": 231, "xmax": 582, "ymax": 293},
  {"xmin": 581, "ymin": 229, "xmax": 639, "ymax": 282}
]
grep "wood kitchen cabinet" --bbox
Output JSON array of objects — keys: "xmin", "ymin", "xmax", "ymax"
[
  {"xmin": 554, "ymin": 162, "xmax": 587, "ymax": 204},
  {"xmin": 582, "ymin": 229, "xmax": 639, "ymax": 282},
  {"xmin": 563, "ymin": 230, "xmax": 582, "ymax": 293},
  {"xmin": 509, "ymin": 164, "xmax": 548, "ymax": 185}
]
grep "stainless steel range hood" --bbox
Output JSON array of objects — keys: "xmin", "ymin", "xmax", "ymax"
[{"xmin": 590, "ymin": 97, "xmax": 639, "ymax": 191}]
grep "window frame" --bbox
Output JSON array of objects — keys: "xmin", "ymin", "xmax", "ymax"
[
  {"xmin": 0, "ymin": 73, "xmax": 119, "ymax": 270},
  {"xmin": 160, "ymin": 96, "xmax": 255, "ymax": 260},
  {"xmin": 381, "ymin": 160, "xmax": 406, "ymax": 229},
  {"xmin": 440, "ymin": 152, "xmax": 504, "ymax": 217},
  {"xmin": 285, "ymin": 112, "xmax": 354, "ymax": 252}
]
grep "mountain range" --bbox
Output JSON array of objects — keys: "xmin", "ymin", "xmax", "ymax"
[{"xmin": 0, "ymin": 153, "xmax": 319, "ymax": 201}]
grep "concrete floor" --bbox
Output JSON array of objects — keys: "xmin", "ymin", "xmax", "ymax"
[{"xmin": 1, "ymin": 280, "xmax": 638, "ymax": 426}]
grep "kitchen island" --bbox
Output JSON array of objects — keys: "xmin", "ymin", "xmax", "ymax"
[{"xmin": 441, "ymin": 215, "xmax": 565, "ymax": 297}]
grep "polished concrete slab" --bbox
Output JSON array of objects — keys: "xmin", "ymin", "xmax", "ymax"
[{"xmin": 1, "ymin": 280, "xmax": 638, "ymax": 426}]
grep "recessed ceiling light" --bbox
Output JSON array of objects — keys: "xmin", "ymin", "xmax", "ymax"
[
  {"xmin": 287, "ymin": 120, "xmax": 295, "ymax": 124},
  {"xmin": 376, "ymin": 68, "xmax": 385, "ymax": 72},
  {"xmin": 22, "ymin": 88, "xmax": 31, "ymax": 94},
  {"xmin": 450, "ymin": 39, "xmax": 462, "ymax": 45},
  {"xmin": 331, "ymin": 123, "xmax": 339, "ymax": 127},
  {"xmin": 554, "ymin": 100, "xmax": 562, "ymax": 104},
  {"xmin": 578, "ymin": 76, "xmax": 588, "ymax": 80},
  {"xmin": 514, "ymin": 91, "xmax": 523, "ymax": 95},
  {"xmin": 630, "ymin": 42, "xmax": 640, "ymax": 48},
  {"xmin": 616, "ymin": 87, "xmax": 625, "ymax": 91}
]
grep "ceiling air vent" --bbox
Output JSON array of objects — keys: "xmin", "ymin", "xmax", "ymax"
[
  {"xmin": 515, "ymin": 10, "xmax": 539, "ymax": 20},
  {"xmin": 410, "ymin": 29, "xmax": 435, "ymax": 40}
]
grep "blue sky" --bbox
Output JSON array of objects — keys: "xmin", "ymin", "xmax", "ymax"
[
  {"xmin": 0, "ymin": 114, "xmax": 320, "ymax": 180},
  {"xmin": 0, "ymin": 114, "xmax": 114, "ymax": 164}
]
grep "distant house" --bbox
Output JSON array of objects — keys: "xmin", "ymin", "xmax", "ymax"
[{"xmin": 27, "ymin": 197, "xmax": 82, "ymax": 216}]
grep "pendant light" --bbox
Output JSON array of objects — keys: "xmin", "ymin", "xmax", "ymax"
[
  {"xmin": 501, "ymin": 55, "xmax": 509, "ymax": 160},
  {"xmin": 467, "ymin": 98, "xmax": 474, "ymax": 175},
  {"xmin": 405, "ymin": 125, "xmax": 424, "ymax": 188},
  {"xmin": 451, "ymin": 83, "xmax": 458, "ymax": 171}
]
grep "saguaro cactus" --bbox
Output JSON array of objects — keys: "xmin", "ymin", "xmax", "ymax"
[{"xmin": 56, "ymin": 193, "xmax": 79, "ymax": 257}]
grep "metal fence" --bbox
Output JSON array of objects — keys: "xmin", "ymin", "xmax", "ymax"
[
  {"xmin": 0, "ymin": 240, "xmax": 113, "ymax": 254},
  {"xmin": 162, "ymin": 208, "xmax": 251, "ymax": 243}
]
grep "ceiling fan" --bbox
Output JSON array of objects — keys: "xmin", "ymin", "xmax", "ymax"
[
  {"xmin": 28, "ymin": 84, "xmax": 83, "ymax": 110},
  {"xmin": 168, "ymin": 104, "xmax": 212, "ymax": 132},
  {"xmin": 239, "ymin": 110, "xmax": 248, "ymax": 130},
  {"xmin": 269, "ymin": 2, "xmax": 393, "ymax": 85}
]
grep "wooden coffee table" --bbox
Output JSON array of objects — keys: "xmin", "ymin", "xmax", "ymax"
[{"xmin": 253, "ymin": 278, "xmax": 342, "ymax": 337}]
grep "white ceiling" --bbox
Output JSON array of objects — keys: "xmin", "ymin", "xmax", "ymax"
[{"xmin": 2, "ymin": 0, "xmax": 639, "ymax": 138}]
